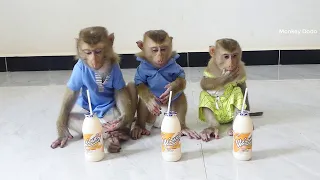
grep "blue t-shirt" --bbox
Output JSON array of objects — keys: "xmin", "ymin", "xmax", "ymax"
[
  {"xmin": 134, "ymin": 54, "xmax": 185, "ymax": 102},
  {"xmin": 67, "ymin": 59, "xmax": 126, "ymax": 118}
]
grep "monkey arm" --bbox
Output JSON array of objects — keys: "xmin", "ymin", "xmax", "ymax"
[
  {"xmin": 136, "ymin": 83, "xmax": 154, "ymax": 103},
  {"xmin": 110, "ymin": 63, "xmax": 135, "ymax": 129},
  {"xmin": 115, "ymin": 88, "xmax": 134, "ymax": 129},
  {"xmin": 168, "ymin": 64, "xmax": 186, "ymax": 96},
  {"xmin": 56, "ymin": 87, "xmax": 79, "ymax": 136},
  {"xmin": 57, "ymin": 61, "xmax": 83, "ymax": 136},
  {"xmin": 170, "ymin": 77, "xmax": 186, "ymax": 96},
  {"xmin": 200, "ymin": 77, "xmax": 225, "ymax": 91},
  {"xmin": 134, "ymin": 65, "xmax": 154, "ymax": 103}
]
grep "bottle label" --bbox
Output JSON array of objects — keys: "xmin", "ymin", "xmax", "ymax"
[
  {"xmin": 83, "ymin": 132, "xmax": 104, "ymax": 153},
  {"xmin": 161, "ymin": 131, "xmax": 181, "ymax": 152},
  {"xmin": 233, "ymin": 132, "xmax": 252, "ymax": 153}
]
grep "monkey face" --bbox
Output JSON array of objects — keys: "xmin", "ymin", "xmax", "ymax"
[
  {"xmin": 218, "ymin": 51, "xmax": 240, "ymax": 71},
  {"xmin": 76, "ymin": 27, "xmax": 116, "ymax": 70},
  {"xmin": 209, "ymin": 38, "xmax": 242, "ymax": 72},
  {"xmin": 79, "ymin": 42, "xmax": 106, "ymax": 70},
  {"xmin": 144, "ymin": 38, "xmax": 172, "ymax": 68},
  {"xmin": 150, "ymin": 46, "xmax": 170, "ymax": 67}
]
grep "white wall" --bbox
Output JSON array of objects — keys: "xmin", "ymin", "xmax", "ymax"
[{"xmin": 1, "ymin": 0, "xmax": 320, "ymax": 57}]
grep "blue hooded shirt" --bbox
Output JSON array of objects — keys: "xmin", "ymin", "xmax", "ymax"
[
  {"xmin": 67, "ymin": 59, "xmax": 126, "ymax": 118},
  {"xmin": 134, "ymin": 53, "xmax": 185, "ymax": 102}
]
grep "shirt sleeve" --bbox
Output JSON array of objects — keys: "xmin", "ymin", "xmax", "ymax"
[
  {"xmin": 112, "ymin": 63, "xmax": 126, "ymax": 90},
  {"xmin": 134, "ymin": 65, "xmax": 147, "ymax": 85},
  {"xmin": 67, "ymin": 61, "xmax": 83, "ymax": 91},
  {"xmin": 203, "ymin": 70, "xmax": 215, "ymax": 78},
  {"xmin": 172, "ymin": 63, "xmax": 186, "ymax": 79}
]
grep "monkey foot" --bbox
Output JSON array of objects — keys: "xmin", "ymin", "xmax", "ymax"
[
  {"xmin": 181, "ymin": 128, "xmax": 201, "ymax": 140},
  {"xmin": 228, "ymin": 128, "xmax": 233, "ymax": 136},
  {"xmin": 130, "ymin": 126, "xmax": 150, "ymax": 140},
  {"xmin": 105, "ymin": 136, "xmax": 121, "ymax": 153},
  {"xmin": 50, "ymin": 129, "xmax": 73, "ymax": 149},
  {"xmin": 200, "ymin": 128, "xmax": 219, "ymax": 142}
]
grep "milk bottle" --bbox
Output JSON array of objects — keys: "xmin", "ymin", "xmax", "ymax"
[
  {"xmin": 161, "ymin": 111, "xmax": 182, "ymax": 162},
  {"xmin": 82, "ymin": 114, "xmax": 105, "ymax": 162},
  {"xmin": 232, "ymin": 110, "xmax": 253, "ymax": 161}
]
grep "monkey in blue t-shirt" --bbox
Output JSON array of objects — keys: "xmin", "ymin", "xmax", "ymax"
[
  {"xmin": 50, "ymin": 26, "xmax": 137, "ymax": 153},
  {"xmin": 130, "ymin": 30, "xmax": 200, "ymax": 140}
]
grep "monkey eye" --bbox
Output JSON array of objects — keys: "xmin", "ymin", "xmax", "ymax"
[
  {"xmin": 160, "ymin": 48, "xmax": 166, "ymax": 52},
  {"xmin": 151, "ymin": 48, "xmax": 158, "ymax": 52},
  {"xmin": 93, "ymin": 49, "xmax": 102, "ymax": 54},
  {"xmin": 224, "ymin": 55, "xmax": 229, "ymax": 59},
  {"xmin": 82, "ymin": 49, "xmax": 102, "ymax": 55},
  {"xmin": 83, "ymin": 50, "xmax": 92, "ymax": 55}
]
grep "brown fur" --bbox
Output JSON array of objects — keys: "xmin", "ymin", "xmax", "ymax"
[
  {"xmin": 75, "ymin": 26, "xmax": 120, "ymax": 65},
  {"xmin": 199, "ymin": 38, "xmax": 262, "ymax": 142},
  {"xmin": 51, "ymin": 26, "xmax": 137, "ymax": 152},
  {"xmin": 131, "ymin": 30, "xmax": 200, "ymax": 140}
]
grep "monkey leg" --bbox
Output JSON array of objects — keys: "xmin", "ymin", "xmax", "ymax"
[
  {"xmin": 131, "ymin": 98, "xmax": 154, "ymax": 140},
  {"xmin": 125, "ymin": 82, "xmax": 138, "ymax": 120},
  {"xmin": 199, "ymin": 107, "xmax": 220, "ymax": 142},
  {"xmin": 99, "ymin": 107, "xmax": 133, "ymax": 153},
  {"xmin": 171, "ymin": 93, "xmax": 201, "ymax": 140},
  {"xmin": 198, "ymin": 87, "xmax": 246, "ymax": 137},
  {"xmin": 56, "ymin": 107, "xmax": 128, "ymax": 153},
  {"xmin": 51, "ymin": 109, "xmax": 87, "ymax": 149}
]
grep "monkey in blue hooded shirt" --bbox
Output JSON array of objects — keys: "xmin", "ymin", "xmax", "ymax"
[{"xmin": 130, "ymin": 30, "xmax": 200, "ymax": 140}]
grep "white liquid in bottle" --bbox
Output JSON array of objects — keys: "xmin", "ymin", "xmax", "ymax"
[
  {"xmin": 161, "ymin": 111, "xmax": 182, "ymax": 162},
  {"xmin": 232, "ymin": 110, "xmax": 253, "ymax": 161},
  {"xmin": 82, "ymin": 114, "xmax": 105, "ymax": 162}
]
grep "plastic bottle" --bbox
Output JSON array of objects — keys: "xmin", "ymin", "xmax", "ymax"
[
  {"xmin": 160, "ymin": 111, "xmax": 182, "ymax": 162},
  {"xmin": 82, "ymin": 114, "xmax": 105, "ymax": 162},
  {"xmin": 232, "ymin": 110, "xmax": 253, "ymax": 161}
]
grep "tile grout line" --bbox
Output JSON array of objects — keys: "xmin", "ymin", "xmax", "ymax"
[
  {"xmin": 186, "ymin": 52, "xmax": 190, "ymax": 67},
  {"xmin": 5, "ymin": 57, "xmax": 8, "ymax": 71},
  {"xmin": 200, "ymin": 143, "xmax": 208, "ymax": 180},
  {"xmin": 278, "ymin": 50, "xmax": 281, "ymax": 80}
]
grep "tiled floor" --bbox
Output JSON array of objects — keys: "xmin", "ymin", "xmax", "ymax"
[{"xmin": 1, "ymin": 64, "xmax": 320, "ymax": 180}]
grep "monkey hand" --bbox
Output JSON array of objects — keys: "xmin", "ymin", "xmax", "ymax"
[
  {"xmin": 104, "ymin": 129, "xmax": 131, "ymax": 141},
  {"xmin": 131, "ymin": 125, "xmax": 150, "ymax": 140},
  {"xmin": 50, "ymin": 125, "xmax": 73, "ymax": 149},
  {"xmin": 221, "ymin": 66, "xmax": 240, "ymax": 84},
  {"xmin": 200, "ymin": 127, "xmax": 219, "ymax": 142},
  {"xmin": 181, "ymin": 127, "xmax": 201, "ymax": 140},
  {"xmin": 146, "ymin": 97, "xmax": 161, "ymax": 116},
  {"xmin": 227, "ymin": 128, "xmax": 234, "ymax": 136},
  {"xmin": 104, "ymin": 130, "xmax": 131, "ymax": 153},
  {"xmin": 105, "ymin": 136, "xmax": 121, "ymax": 153},
  {"xmin": 159, "ymin": 83, "xmax": 173, "ymax": 104}
]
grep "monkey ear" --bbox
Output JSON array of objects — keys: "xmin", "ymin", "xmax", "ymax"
[
  {"xmin": 108, "ymin": 33, "xmax": 115, "ymax": 44},
  {"xmin": 209, "ymin": 46, "xmax": 215, "ymax": 56},
  {"xmin": 136, "ymin": 40, "xmax": 143, "ymax": 50}
]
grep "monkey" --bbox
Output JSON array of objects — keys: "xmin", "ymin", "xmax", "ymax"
[
  {"xmin": 198, "ymin": 38, "xmax": 263, "ymax": 142},
  {"xmin": 130, "ymin": 30, "xmax": 200, "ymax": 140},
  {"xmin": 50, "ymin": 26, "xmax": 137, "ymax": 153}
]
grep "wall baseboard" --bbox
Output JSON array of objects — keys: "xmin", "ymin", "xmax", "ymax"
[{"xmin": 1, "ymin": 49, "xmax": 319, "ymax": 72}]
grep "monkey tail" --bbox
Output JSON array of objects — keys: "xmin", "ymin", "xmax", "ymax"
[{"xmin": 249, "ymin": 112, "xmax": 263, "ymax": 116}]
